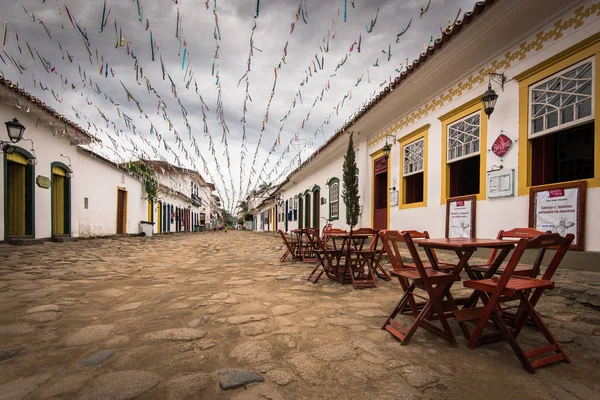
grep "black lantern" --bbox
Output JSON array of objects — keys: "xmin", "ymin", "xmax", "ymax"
[
  {"xmin": 481, "ymin": 73, "xmax": 506, "ymax": 119},
  {"xmin": 5, "ymin": 118, "xmax": 26, "ymax": 143},
  {"xmin": 381, "ymin": 133, "xmax": 395, "ymax": 161},
  {"xmin": 481, "ymin": 84, "xmax": 498, "ymax": 118}
]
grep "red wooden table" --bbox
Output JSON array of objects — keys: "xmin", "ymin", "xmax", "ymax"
[{"xmin": 326, "ymin": 232, "xmax": 377, "ymax": 289}]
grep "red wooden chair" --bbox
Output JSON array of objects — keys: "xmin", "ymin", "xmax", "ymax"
[
  {"xmin": 278, "ymin": 230, "xmax": 298, "ymax": 262},
  {"xmin": 401, "ymin": 230, "xmax": 456, "ymax": 272},
  {"xmin": 343, "ymin": 228, "xmax": 378, "ymax": 289},
  {"xmin": 470, "ymin": 228, "xmax": 548, "ymax": 278},
  {"xmin": 306, "ymin": 228, "xmax": 340, "ymax": 283},
  {"xmin": 322, "ymin": 228, "xmax": 345, "ymax": 249},
  {"xmin": 456, "ymin": 233, "xmax": 574, "ymax": 373},
  {"xmin": 380, "ymin": 230, "xmax": 467, "ymax": 345}
]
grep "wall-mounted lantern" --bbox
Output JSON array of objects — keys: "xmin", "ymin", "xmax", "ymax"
[{"xmin": 481, "ymin": 73, "xmax": 506, "ymax": 119}]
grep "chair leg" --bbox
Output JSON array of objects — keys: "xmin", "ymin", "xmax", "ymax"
[
  {"xmin": 489, "ymin": 307, "xmax": 536, "ymax": 374},
  {"xmin": 280, "ymin": 249, "xmax": 290, "ymax": 263},
  {"xmin": 427, "ymin": 283, "xmax": 457, "ymax": 345},
  {"xmin": 468, "ymin": 292, "xmax": 502, "ymax": 350},
  {"xmin": 401, "ymin": 301, "xmax": 433, "ymax": 345},
  {"xmin": 307, "ymin": 259, "xmax": 325, "ymax": 283}
]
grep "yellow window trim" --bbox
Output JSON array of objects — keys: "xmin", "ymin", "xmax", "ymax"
[
  {"xmin": 370, "ymin": 148, "xmax": 391, "ymax": 230},
  {"xmin": 7, "ymin": 152, "xmax": 27, "ymax": 165},
  {"xmin": 52, "ymin": 166, "xmax": 66, "ymax": 176},
  {"xmin": 439, "ymin": 99, "xmax": 488, "ymax": 204},
  {"xmin": 398, "ymin": 124, "xmax": 429, "ymax": 209},
  {"xmin": 517, "ymin": 36, "xmax": 600, "ymax": 196}
]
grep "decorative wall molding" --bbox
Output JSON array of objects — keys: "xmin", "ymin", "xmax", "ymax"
[{"xmin": 367, "ymin": 2, "xmax": 600, "ymax": 148}]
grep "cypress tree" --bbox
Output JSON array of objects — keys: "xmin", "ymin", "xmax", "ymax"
[{"xmin": 342, "ymin": 132, "xmax": 360, "ymax": 230}]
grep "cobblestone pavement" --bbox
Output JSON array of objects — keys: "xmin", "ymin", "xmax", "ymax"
[{"xmin": 1, "ymin": 231, "xmax": 599, "ymax": 400}]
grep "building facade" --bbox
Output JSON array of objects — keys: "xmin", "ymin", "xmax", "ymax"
[
  {"xmin": 273, "ymin": 0, "xmax": 600, "ymax": 252},
  {"xmin": 0, "ymin": 79, "xmax": 219, "ymax": 242}
]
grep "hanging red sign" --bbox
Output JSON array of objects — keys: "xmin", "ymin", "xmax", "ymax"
[{"xmin": 491, "ymin": 133, "xmax": 513, "ymax": 158}]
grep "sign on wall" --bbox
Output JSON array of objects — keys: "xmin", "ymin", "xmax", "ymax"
[
  {"xmin": 445, "ymin": 195, "xmax": 476, "ymax": 238},
  {"xmin": 487, "ymin": 168, "xmax": 515, "ymax": 198},
  {"xmin": 36, "ymin": 175, "xmax": 50, "ymax": 189},
  {"xmin": 490, "ymin": 133, "xmax": 513, "ymax": 158},
  {"xmin": 529, "ymin": 181, "xmax": 586, "ymax": 251},
  {"xmin": 390, "ymin": 189, "xmax": 399, "ymax": 207}
]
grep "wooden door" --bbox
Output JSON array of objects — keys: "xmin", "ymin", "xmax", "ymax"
[
  {"xmin": 52, "ymin": 173, "xmax": 66, "ymax": 235},
  {"xmin": 298, "ymin": 197, "xmax": 303, "ymax": 229},
  {"xmin": 305, "ymin": 193, "xmax": 311, "ymax": 228},
  {"xmin": 157, "ymin": 201, "xmax": 162, "ymax": 233},
  {"xmin": 285, "ymin": 200, "xmax": 289, "ymax": 231},
  {"xmin": 7, "ymin": 159, "xmax": 27, "ymax": 236},
  {"xmin": 117, "ymin": 189, "xmax": 126, "ymax": 234},
  {"xmin": 373, "ymin": 157, "xmax": 388, "ymax": 231},
  {"xmin": 313, "ymin": 190, "xmax": 320, "ymax": 231}
]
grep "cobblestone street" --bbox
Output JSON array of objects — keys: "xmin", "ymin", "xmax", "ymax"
[{"xmin": 1, "ymin": 231, "xmax": 600, "ymax": 399}]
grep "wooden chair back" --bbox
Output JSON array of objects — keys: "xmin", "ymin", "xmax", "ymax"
[
  {"xmin": 379, "ymin": 230, "xmax": 407, "ymax": 271},
  {"xmin": 400, "ymin": 230, "xmax": 446, "ymax": 265},
  {"xmin": 278, "ymin": 229, "xmax": 295, "ymax": 253},
  {"xmin": 323, "ymin": 227, "xmax": 345, "ymax": 242},
  {"xmin": 495, "ymin": 233, "xmax": 573, "ymax": 293},
  {"xmin": 486, "ymin": 228, "xmax": 548, "ymax": 277},
  {"xmin": 351, "ymin": 228, "xmax": 379, "ymax": 251}
]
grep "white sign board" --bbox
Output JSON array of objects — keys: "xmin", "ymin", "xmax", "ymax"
[
  {"xmin": 390, "ymin": 190, "xmax": 399, "ymax": 207},
  {"xmin": 448, "ymin": 199, "xmax": 473, "ymax": 238},
  {"xmin": 487, "ymin": 169, "xmax": 515, "ymax": 199},
  {"xmin": 534, "ymin": 188, "xmax": 579, "ymax": 245}
]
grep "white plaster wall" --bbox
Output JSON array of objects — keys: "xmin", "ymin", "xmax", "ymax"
[
  {"xmin": 379, "ymin": 5, "xmax": 600, "ymax": 251},
  {"xmin": 279, "ymin": 148, "xmax": 362, "ymax": 233},
  {"xmin": 153, "ymin": 190, "xmax": 202, "ymax": 233},
  {"xmin": 0, "ymin": 106, "xmax": 80, "ymax": 240},
  {"xmin": 76, "ymin": 152, "xmax": 146, "ymax": 236}
]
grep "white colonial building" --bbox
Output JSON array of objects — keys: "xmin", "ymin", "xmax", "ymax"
[
  {"xmin": 272, "ymin": 0, "xmax": 600, "ymax": 252},
  {"xmin": 0, "ymin": 77, "xmax": 219, "ymax": 243}
]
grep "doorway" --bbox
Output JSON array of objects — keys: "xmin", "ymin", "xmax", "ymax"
[
  {"xmin": 4, "ymin": 149, "xmax": 35, "ymax": 238},
  {"xmin": 298, "ymin": 196, "xmax": 304, "ymax": 229},
  {"xmin": 304, "ymin": 193, "xmax": 311, "ymax": 228},
  {"xmin": 285, "ymin": 200, "xmax": 289, "ymax": 232},
  {"xmin": 157, "ymin": 201, "xmax": 162, "ymax": 233},
  {"xmin": 51, "ymin": 163, "xmax": 71, "ymax": 236},
  {"xmin": 373, "ymin": 156, "xmax": 388, "ymax": 230},
  {"xmin": 313, "ymin": 189, "xmax": 320, "ymax": 232},
  {"xmin": 117, "ymin": 188, "xmax": 127, "ymax": 234}
]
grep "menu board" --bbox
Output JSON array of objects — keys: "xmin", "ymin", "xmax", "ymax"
[
  {"xmin": 529, "ymin": 181, "xmax": 586, "ymax": 250},
  {"xmin": 445, "ymin": 195, "xmax": 476, "ymax": 238}
]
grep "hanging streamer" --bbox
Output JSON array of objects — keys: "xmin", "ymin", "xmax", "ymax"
[
  {"xmin": 137, "ymin": 0, "xmax": 143, "ymax": 22},
  {"xmin": 420, "ymin": 0, "xmax": 431, "ymax": 19},
  {"xmin": 149, "ymin": 30, "xmax": 154, "ymax": 61},
  {"xmin": 181, "ymin": 47, "xmax": 186, "ymax": 70},
  {"xmin": 255, "ymin": 0, "xmax": 260, "ymax": 18}
]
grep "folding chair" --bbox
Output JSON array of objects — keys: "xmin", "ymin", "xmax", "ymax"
[
  {"xmin": 278, "ymin": 230, "xmax": 298, "ymax": 262},
  {"xmin": 322, "ymin": 228, "xmax": 345, "ymax": 249},
  {"xmin": 458, "ymin": 233, "xmax": 574, "ymax": 373},
  {"xmin": 306, "ymin": 228, "xmax": 340, "ymax": 283},
  {"xmin": 380, "ymin": 231, "xmax": 465, "ymax": 345},
  {"xmin": 343, "ymin": 228, "xmax": 378, "ymax": 289},
  {"xmin": 470, "ymin": 228, "xmax": 548, "ymax": 278},
  {"xmin": 401, "ymin": 230, "xmax": 456, "ymax": 272}
]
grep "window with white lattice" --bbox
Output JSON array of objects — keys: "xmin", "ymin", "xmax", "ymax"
[
  {"xmin": 447, "ymin": 112, "xmax": 481, "ymax": 163},
  {"xmin": 403, "ymin": 138, "xmax": 424, "ymax": 176},
  {"xmin": 529, "ymin": 58, "xmax": 594, "ymax": 139},
  {"xmin": 447, "ymin": 111, "xmax": 481, "ymax": 197},
  {"xmin": 529, "ymin": 57, "xmax": 595, "ymax": 186},
  {"xmin": 402, "ymin": 137, "xmax": 425, "ymax": 205}
]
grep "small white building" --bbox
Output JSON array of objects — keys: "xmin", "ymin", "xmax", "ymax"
[{"xmin": 272, "ymin": 0, "xmax": 600, "ymax": 252}]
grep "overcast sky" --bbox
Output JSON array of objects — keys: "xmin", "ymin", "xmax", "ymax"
[{"xmin": 0, "ymin": 0, "xmax": 480, "ymax": 212}]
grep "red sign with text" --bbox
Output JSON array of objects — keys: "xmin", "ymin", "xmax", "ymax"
[{"xmin": 491, "ymin": 134, "xmax": 513, "ymax": 158}]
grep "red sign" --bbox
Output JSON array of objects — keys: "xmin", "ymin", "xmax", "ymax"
[
  {"xmin": 549, "ymin": 189, "xmax": 565, "ymax": 198},
  {"xmin": 456, "ymin": 201, "xmax": 465, "ymax": 206},
  {"xmin": 491, "ymin": 134, "xmax": 513, "ymax": 158}
]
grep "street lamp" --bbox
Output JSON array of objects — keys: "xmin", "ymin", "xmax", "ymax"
[
  {"xmin": 5, "ymin": 118, "xmax": 26, "ymax": 143},
  {"xmin": 381, "ymin": 133, "xmax": 395, "ymax": 161},
  {"xmin": 481, "ymin": 73, "xmax": 506, "ymax": 119}
]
